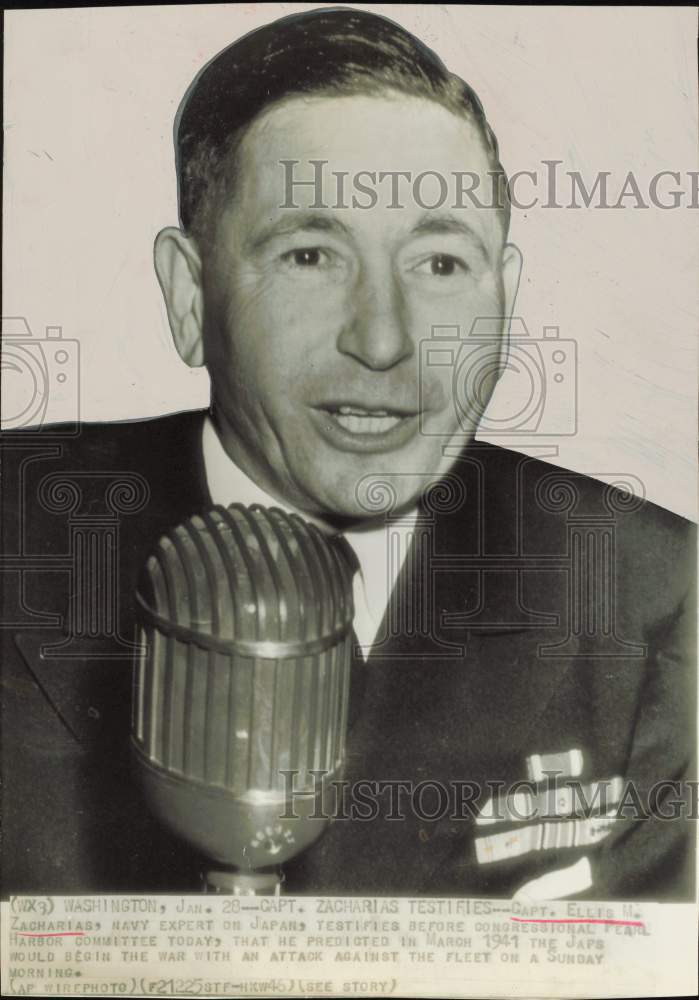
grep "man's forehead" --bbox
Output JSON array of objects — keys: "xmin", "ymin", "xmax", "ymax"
[
  {"xmin": 228, "ymin": 92, "xmax": 500, "ymax": 246},
  {"xmin": 249, "ymin": 92, "xmax": 486, "ymax": 161}
]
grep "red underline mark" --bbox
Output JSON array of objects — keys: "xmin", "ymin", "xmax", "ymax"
[
  {"xmin": 17, "ymin": 932, "xmax": 86, "ymax": 937},
  {"xmin": 511, "ymin": 917, "xmax": 644, "ymax": 927}
]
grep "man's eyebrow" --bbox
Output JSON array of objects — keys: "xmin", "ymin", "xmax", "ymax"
[
  {"xmin": 410, "ymin": 214, "xmax": 490, "ymax": 261},
  {"xmin": 247, "ymin": 212, "xmax": 351, "ymax": 251}
]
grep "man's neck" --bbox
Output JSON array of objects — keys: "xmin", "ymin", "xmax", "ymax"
[
  {"xmin": 206, "ymin": 408, "xmax": 408, "ymax": 534},
  {"xmin": 201, "ymin": 413, "xmax": 419, "ymax": 653}
]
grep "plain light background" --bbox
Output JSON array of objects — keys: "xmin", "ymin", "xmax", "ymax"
[{"xmin": 3, "ymin": 3, "xmax": 697, "ymax": 519}]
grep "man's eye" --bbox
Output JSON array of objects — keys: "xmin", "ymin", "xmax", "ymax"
[
  {"xmin": 409, "ymin": 253, "xmax": 469, "ymax": 279},
  {"xmin": 284, "ymin": 247, "xmax": 323, "ymax": 267},
  {"xmin": 277, "ymin": 245, "xmax": 348, "ymax": 283},
  {"xmin": 426, "ymin": 254, "xmax": 466, "ymax": 277}
]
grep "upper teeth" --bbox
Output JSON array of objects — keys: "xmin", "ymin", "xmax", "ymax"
[
  {"xmin": 333, "ymin": 411, "xmax": 403, "ymax": 434},
  {"xmin": 338, "ymin": 405, "xmax": 389, "ymax": 416}
]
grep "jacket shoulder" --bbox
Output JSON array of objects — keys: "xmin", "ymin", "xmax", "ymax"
[
  {"xmin": 482, "ymin": 443, "xmax": 695, "ymax": 626},
  {"xmin": 1, "ymin": 409, "xmax": 207, "ymax": 470},
  {"xmin": 477, "ymin": 442, "xmax": 694, "ymax": 529}
]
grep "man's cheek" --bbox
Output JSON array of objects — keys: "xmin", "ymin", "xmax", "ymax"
[
  {"xmin": 419, "ymin": 367, "xmax": 451, "ymax": 420},
  {"xmin": 285, "ymin": 283, "xmax": 350, "ymax": 340}
]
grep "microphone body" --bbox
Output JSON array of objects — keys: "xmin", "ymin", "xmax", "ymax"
[{"xmin": 131, "ymin": 504, "xmax": 355, "ymax": 892}]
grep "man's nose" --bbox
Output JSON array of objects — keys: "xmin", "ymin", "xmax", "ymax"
[{"xmin": 336, "ymin": 266, "xmax": 413, "ymax": 370}]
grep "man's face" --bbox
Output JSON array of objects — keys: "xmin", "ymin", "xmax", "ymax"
[{"xmin": 196, "ymin": 94, "xmax": 520, "ymax": 520}]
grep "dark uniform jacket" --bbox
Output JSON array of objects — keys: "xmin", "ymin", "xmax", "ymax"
[{"xmin": 1, "ymin": 410, "xmax": 695, "ymax": 899}]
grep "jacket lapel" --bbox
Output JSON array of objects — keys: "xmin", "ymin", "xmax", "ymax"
[
  {"xmin": 336, "ymin": 444, "xmax": 577, "ymax": 892},
  {"xmin": 12, "ymin": 410, "xmax": 213, "ymax": 745}
]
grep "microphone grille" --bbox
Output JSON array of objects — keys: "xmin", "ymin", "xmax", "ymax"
[
  {"xmin": 132, "ymin": 504, "xmax": 356, "ymax": 794},
  {"xmin": 139, "ymin": 504, "xmax": 354, "ymax": 653}
]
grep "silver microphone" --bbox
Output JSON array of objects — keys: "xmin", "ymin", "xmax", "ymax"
[{"xmin": 131, "ymin": 503, "xmax": 355, "ymax": 894}]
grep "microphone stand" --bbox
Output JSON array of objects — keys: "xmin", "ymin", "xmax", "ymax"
[{"xmin": 203, "ymin": 866, "xmax": 283, "ymax": 896}]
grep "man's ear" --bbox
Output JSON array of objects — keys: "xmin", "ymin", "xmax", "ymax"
[
  {"xmin": 153, "ymin": 227, "xmax": 205, "ymax": 367},
  {"xmin": 485, "ymin": 242, "xmax": 523, "ymax": 392},
  {"xmin": 501, "ymin": 242, "xmax": 523, "ymax": 320}
]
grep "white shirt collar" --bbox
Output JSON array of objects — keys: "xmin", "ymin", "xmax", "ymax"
[
  {"xmin": 202, "ymin": 414, "xmax": 290, "ymax": 512},
  {"xmin": 201, "ymin": 414, "xmax": 417, "ymax": 655}
]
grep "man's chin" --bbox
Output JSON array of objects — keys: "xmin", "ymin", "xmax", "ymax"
[
  {"xmin": 291, "ymin": 431, "xmax": 473, "ymax": 524},
  {"xmin": 299, "ymin": 472, "xmax": 439, "ymax": 526}
]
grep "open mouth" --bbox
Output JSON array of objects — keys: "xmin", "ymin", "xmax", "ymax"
[
  {"xmin": 331, "ymin": 405, "xmax": 403, "ymax": 434},
  {"xmin": 310, "ymin": 399, "xmax": 421, "ymax": 453},
  {"xmin": 319, "ymin": 403, "xmax": 416, "ymax": 436}
]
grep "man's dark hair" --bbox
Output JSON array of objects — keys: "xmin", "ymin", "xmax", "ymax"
[{"xmin": 176, "ymin": 6, "xmax": 510, "ymax": 242}]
